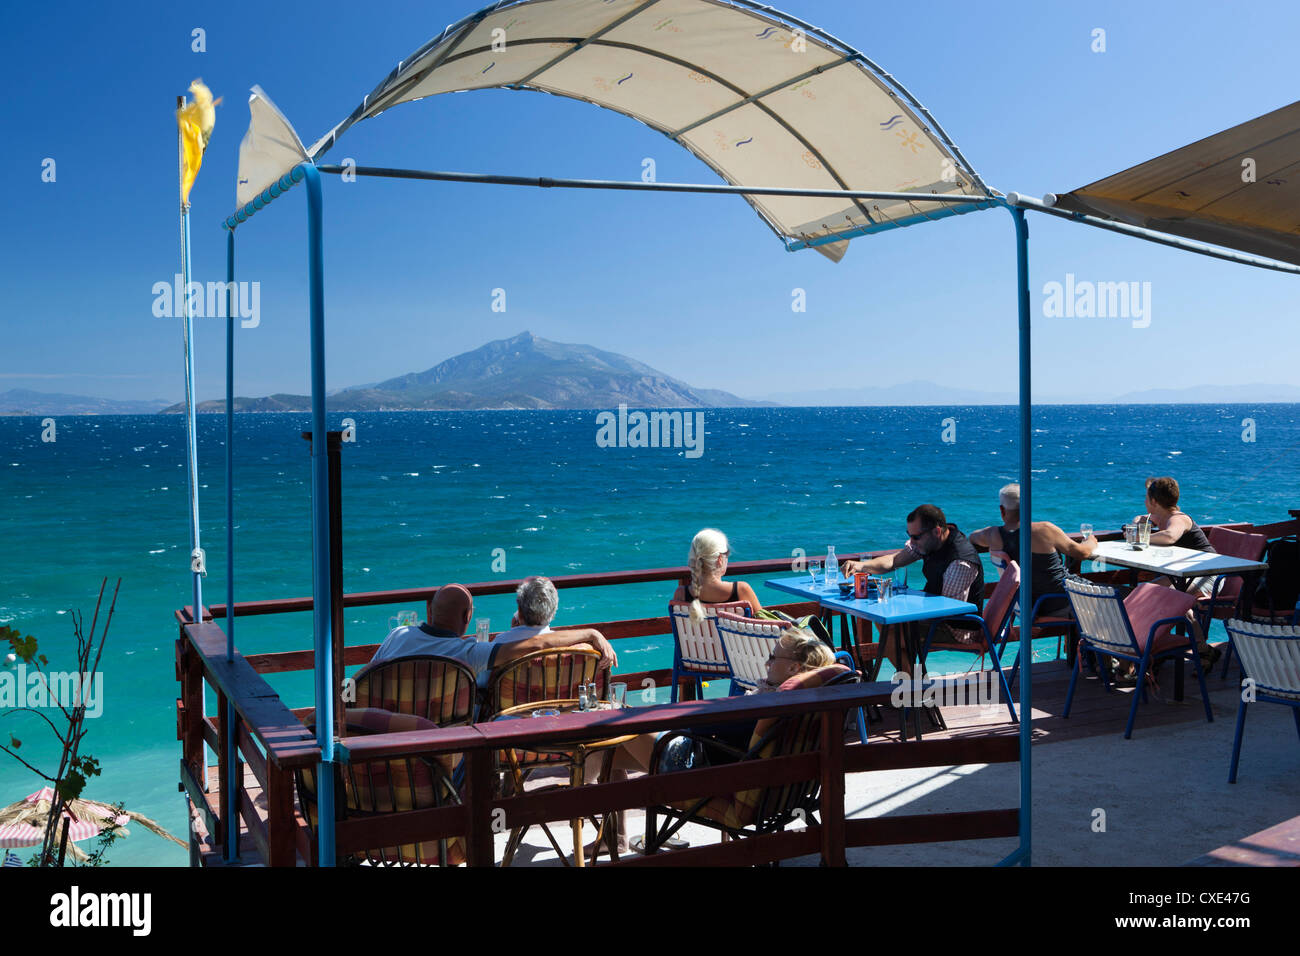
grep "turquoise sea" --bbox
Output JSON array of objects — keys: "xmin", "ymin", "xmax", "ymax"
[{"xmin": 1, "ymin": 404, "xmax": 1295, "ymax": 865}]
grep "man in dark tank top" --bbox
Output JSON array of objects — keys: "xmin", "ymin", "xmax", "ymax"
[
  {"xmin": 840, "ymin": 504, "xmax": 983, "ymax": 670},
  {"xmin": 968, "ymin": 483, "xmax": 1099, "ymax": 616}
]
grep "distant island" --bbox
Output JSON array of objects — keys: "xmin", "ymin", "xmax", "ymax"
[
  {"xmin": 6, "ymin": 334, "xmax": 1300, "ymax": 415},
  {"xmin": 158, "ymin": 332, "xmax": 770, "ymax": 413}
]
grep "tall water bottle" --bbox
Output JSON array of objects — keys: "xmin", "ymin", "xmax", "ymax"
[{"xmin": 825, "ymin": 546, "xmax": 839, "ymax": 591}]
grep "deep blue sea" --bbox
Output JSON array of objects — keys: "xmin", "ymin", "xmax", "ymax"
[{"xmin": 1, "ymin": 404, "xmax": 1296, "ymax": 864}]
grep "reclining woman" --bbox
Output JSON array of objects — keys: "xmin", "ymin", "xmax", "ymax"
[{"xmin": 587, "ymin": 627, "xmax": 847, "ymax": 855}]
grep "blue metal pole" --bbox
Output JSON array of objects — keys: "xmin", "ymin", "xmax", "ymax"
[
  {"xmin": 304, "ymin": 164, "xmax": 337, "ymax": 866},
  {"xmin": 223, "ymin": 228, "xmax": 240, "ymax": 864},
  {"xmin": 1012, "ymin": 203, "xmax": 1033, "ymax": 866}
]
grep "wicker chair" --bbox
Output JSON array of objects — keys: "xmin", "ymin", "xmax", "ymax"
[
  {"xmin": 351, "ymin": 654, "xmax": 479, "ymax": 726},
  {"xmin": 296, "ymin": 707, "xmax": 464, "ymax": 866},
  {"xmin": 483, "ymin": 647, "xmax": 607, "ymax": 865},
  {"xmin": 668, "ymin": 600, "xmax": 752, "ymax": 701},
  {"xmin": 1224, "ymin": 619, "xmax": 1300, "ymax": 783},
  {"xmin": 1063, "ymin": 579, "xmax": 1213, "ymax": 738}
]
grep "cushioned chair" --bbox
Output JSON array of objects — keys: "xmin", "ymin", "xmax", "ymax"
[
  {"xmin": 296, "ymin": 707, "xmax": 464, "ymax": 866},
  {"xmin": 641, "ymin": 665, "xmax": 841, "ymax": 856},
  {"xmin": 1063, "ymin": 579, "xmax": 1213, "ymax": 738},
  {"xmin": 483, "ymin": 647, "xmax": 606, "ymax": 865},
  {"xmin": 350, "ymin": 653, "xmax": 479, "ymax": 726},
  {"xmin": 1199, "ymin": 527, "xmax": 1268, "ymax": 678},
  {"xmin": 668, "ymin": 600, "xmax": 751, "ymax": 701},
  {"xmin": 1224, "ymin": 619, "xmax": 1300, "ymax": 783},
  {"xmin": 917, "ymin": 561, "xmax": 1020, "ymax": 724}
]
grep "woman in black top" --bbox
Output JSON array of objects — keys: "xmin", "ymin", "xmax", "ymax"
[
  {"xmin": 672, "ymin": 527, "xmax": 764, "ymax": 621},
  {"xmin": 1141, "ymin": 476, "xmax": 1217, "ymax": 595}
]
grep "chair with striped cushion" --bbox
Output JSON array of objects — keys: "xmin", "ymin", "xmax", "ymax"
[
  {"xmin": 668, "ymin": 600, "xmax": 752, "ymax": 702},
  {"xmin": 351, "ymin": 654, "xmax": 479, "ymax": 726},
  {"xmin": 1223, "ymin": 620, "xmax": 1300, "ymax": 783},
  {"xmin": 483, "ymin": 647, "xmax": 607, "ymax": 865},
  {"xmin": 296, "ymin": 707, "xmax": 465, "ymax": 866},
  {"xmin": 484, "ymin": 647, "xmax": 605, "ymax": 787},
  {"xmin": 485, "ymin": 647, "xmax": 605, "ymax": 719},
  {"xmin": 1064, "ymin": 579, "xmax": 1213, "ymax": 738}
]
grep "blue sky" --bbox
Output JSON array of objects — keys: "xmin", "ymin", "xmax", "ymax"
[{"xmin": 2, "ymin": 0, "xmax": 1298, "ymax": 403}]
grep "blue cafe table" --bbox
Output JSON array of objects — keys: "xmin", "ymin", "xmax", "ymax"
[{"xmin": 766, "ymin": 576, "xmax": 977, "ymax": 738}]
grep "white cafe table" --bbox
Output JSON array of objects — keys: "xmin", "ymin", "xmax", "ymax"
[{"xmin": 1091, "ymin": 540, "xmax": 1267, "ymax": 582}]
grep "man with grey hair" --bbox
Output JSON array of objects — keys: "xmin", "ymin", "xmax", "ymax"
[
  {"xmin": 968, "ymin": 483, "xmax": 1097, "ymax": 615},
  {"xmin": 494, "ymin": 575, "xmax": 561, "ymax": 644},
  {"xmin": 367, "ymin": 577, "xmax": 616, "ymax": 676}
]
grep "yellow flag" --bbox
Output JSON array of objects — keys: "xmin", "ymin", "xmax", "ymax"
[{"xmin": 177, "ymin": 79, "xmax": 221, "ymax": 204}]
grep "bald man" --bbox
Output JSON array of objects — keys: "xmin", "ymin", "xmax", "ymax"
[{"xmin": 369, "ymin": 581, "xmax": 616, "ymax": 675}]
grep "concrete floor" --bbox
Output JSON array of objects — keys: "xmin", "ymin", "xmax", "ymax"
[{"xmin": 498, "ymin": 674, "xmax": 1300, "ymax": 867}]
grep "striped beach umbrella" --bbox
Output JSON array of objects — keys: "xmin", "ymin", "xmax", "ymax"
[{"xmin": 0, "ymin": 787, "xmax": 182, "ymax": 863}]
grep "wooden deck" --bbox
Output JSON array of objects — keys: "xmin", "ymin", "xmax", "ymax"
[{"xmin": 192, "ymin": 653, "xmax": 1250, "ymax": 867}]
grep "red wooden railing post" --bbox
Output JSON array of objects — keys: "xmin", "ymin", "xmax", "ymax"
[
  {"xmin": 266, "ymin": 766, "xmax": 297, "ymax": 866},
  {"xmin": 463, "ymin": 750, "xmax": 496, "ymax": 867},
  {"xmin": 819, "ymin": 708, "xmax": 847, "ymax": 867}
]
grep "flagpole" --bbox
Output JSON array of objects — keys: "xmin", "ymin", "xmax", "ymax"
[{"xmin": 177, "ymin": 93, "xmax": 209, "ymax": 794}]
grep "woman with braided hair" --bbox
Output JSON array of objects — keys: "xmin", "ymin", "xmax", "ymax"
[{"xmin": 671, "ymin": 528, "xmax": 764, "ymax": 622}]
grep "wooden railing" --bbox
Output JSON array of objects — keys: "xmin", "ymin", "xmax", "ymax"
[{"xmin": 174, "ymin": 521, "xmax": 1263, "ymax": 866}]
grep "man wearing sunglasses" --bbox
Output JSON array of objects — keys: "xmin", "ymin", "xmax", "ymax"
[{"xmin": 840, "ymin": 504, "xmax": 983, "ymax": 668}]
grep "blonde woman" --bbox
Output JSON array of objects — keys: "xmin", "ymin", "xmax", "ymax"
[
  {"xmin": 600, "ymin": 628, "xmax": 844, "ymax": 775},
  {"xmin": 586, "ymin": 627, "xmax": 846, "ymax": 856},
  {"xmin": 673, "ymin": 528, "xmax": 763, "ymax": 622}
]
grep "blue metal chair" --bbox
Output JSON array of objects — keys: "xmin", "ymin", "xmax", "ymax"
[
  {"xmin": 667, "ymin": 600, "xmax": 751, "ymax": 702},
  {"xmin": 918, "ymin": 561, "xmax": 1020, "ymax": 724},
  {"xmin": 1063, "ymin": 579, "xmax": 1213, "ymax": 739},
  {"xmin": 1224, "ymin": 619, "xmax": 1300, "ymax": 783}
]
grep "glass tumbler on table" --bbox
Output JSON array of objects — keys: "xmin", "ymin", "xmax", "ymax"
[
  {"xmin": 609, "ymin": 682, "xmax": 627, "ymax": 709},
  {"xmin": 892, "ymin": 565, "xmax": 908, "ymax": 593}
]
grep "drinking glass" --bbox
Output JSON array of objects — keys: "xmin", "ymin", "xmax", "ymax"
[
  {"xmin": 878, "ymin": 578, "xmax": 893, "ymax": 602},
  {"xmin": 807, "ymin": 559, "xmax": 822, "ymax": 589},
  {"xmin": 577, "ymin": 685, "xmax": 590, "ymax": 711},
  {"xmin": 1137, "ymin": 523, "xmax": 1151, "ymax": 550},
  {"xmin": 609, "ymin": 682, "xmax": 627, "ymax": 709},
  {"xmin": 475, "ymin": 618, "xmax": 490, "ymax": 643},
  {"xmin": 892, "ymin": 566, "xmax": 908, "ymax": 592},
  {"xmin": 1080, "ymin": 523, "xmax": 1093, "ymax": 540}
]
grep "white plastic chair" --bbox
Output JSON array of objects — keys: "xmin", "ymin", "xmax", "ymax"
[{"xmin": 667, "ymin": 600, "xmax": 751, "ymax": 701}]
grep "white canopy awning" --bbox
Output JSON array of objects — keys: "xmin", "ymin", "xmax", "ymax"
[
  {"xmin": 299, "ymin": 0, "xmax": 992, "ymax": 260},
  {"xmin": 1054, "ymin": 99, "xmax": 1300, "ymax": 268}
]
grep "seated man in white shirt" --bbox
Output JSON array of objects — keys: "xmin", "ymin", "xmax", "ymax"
[{"xmin": 369, "ymin": 577, "xmax": 616, "ymax": 677}]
